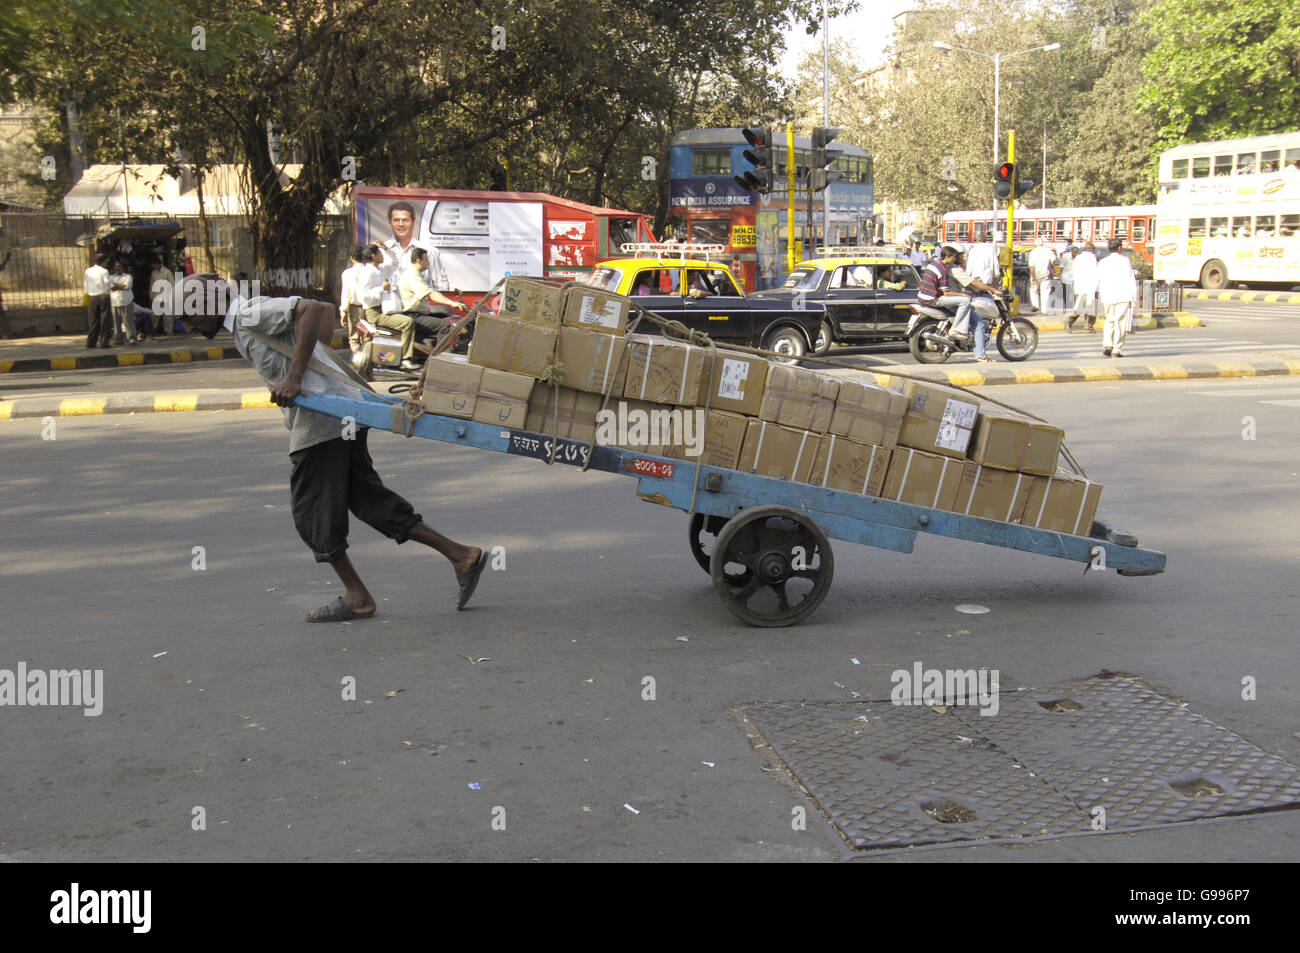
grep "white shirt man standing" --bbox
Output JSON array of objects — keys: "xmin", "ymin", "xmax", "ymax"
[
  {"xmin": 1069, "ymin": 243, "xmax": 1100, "ymax": 333},
  {"xmin": 109, "ymin": 260, "xmax": 136, "ymax": 344},
  {"xmin": 965, "ymin": 237, "xmax": 999, "ymax": 286},
  {"xmin": 84, "ymin": 255, "xmax": 113, "ymax": 348},
  {"xmin": 1027, "ymin": 237, "xmax": 1057, "ymax": 312},
  {"xmin": 1096, "ymin": 238, "xmax": 1138, "ymax": 358}
]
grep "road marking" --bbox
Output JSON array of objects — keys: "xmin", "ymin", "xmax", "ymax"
[
  {"xmin": 1260, "ymin": 399, "xmax": 1300, "ymax": 407},
  {"xmin": 1188, "ymin": 387, "xmax": 1300, "ymax": 397}
]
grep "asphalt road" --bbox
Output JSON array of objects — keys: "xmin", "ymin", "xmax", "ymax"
[{"xmin": 1, "ymin": 377, "xmax": 1297, "ymax": 862}]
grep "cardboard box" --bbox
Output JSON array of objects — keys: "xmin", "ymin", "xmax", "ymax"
[
  {"xmin": 422, "ymin": 354, "xmax": 483, "ymax": 419},
  {"xmin": 704, "ymin": 350, "xmax": 769, "ymax": 416},
  {"xmin": 737, "ymin": 420, "xmax": 820, "ymax": 482},
  {"xmin": 969, "ymin": 412, "xmax": 1066, "ymax": 475},
  {"xmin": 562, "ymin": 287, "xmax": 630, "ymax": 335},
  {"xmin": 622, "ymin": 335, "xmax": 712, "ymax": 406},
  {"xmin": 556, "ymin": 325, "xmax": 628, "ymax": 395},
  {"xmin": 468, "ymin": 312, "xmax": 557, "ymax": 378},
  {"xmin": 808, "ymin": 435, "xmax": 890, "ymax": 496},
  {"xmin": 1023, "ymin": 471, "xmax": 1104, "ymax": 535},
  {"xmin": 953, "ymin": 463, "xmax": 1034, "ymax": 523},
  {"xmin": 894, "ymin": 380, "xmax": 979, "ymax": 459},
  {"xmin": 525, "ymin": 385, "xmax": 602, "ymax": 442},
  {"xmin": 881, "ymin": 447, "xmax": 964, "ymax": 510},
  {"xmin": 663, "ymin": 407, "xmax": 747, "ymax": 469},
  {"xmin": 760, "ymin": 365, "xmax": 840, "ymax": 433},
  {"xmin": 472, "ymin": 368, "xmax": 534, "ymax": 429},
  {"xmin": 498, "ymin": 277, "xmax": 565, "ymax": 327},
  {"xmin": 594, "ymin": 398, "xmax": 670, "ymax": 454},
  {"xmin": 829, "ymin": 379, "xmax": 908, "ymax": 448}
]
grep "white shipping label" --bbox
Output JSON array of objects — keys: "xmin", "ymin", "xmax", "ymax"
[
  {"xmin": 934, "ymin": 398, "xmax": 978, "ymax": 451},
  {"xmin": 717, "ymin": 358, "xmax": 750, "ymax": 400},
  {"xmin": 578, "ymin": 296, "xmax": 622, "ymax": 328}
]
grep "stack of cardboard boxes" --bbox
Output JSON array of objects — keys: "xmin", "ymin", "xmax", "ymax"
[{"xmin": 424, "ymin": 277, "xmax": 1100, "ymax": 535}]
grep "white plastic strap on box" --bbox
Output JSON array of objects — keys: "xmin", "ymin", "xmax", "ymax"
[
  {"xmin": 934, "ymin": 458, "xmax": 952, "ymax": 510},
  {"xmin": 1006, "ymin": 473, "xmax": 1025, "ymax": 523},
  {"xmin": 754, "ymin": 420, "xmax": 768, "ymax": 463},
  {"xmin": 964, "ymin": 464, "xmax": 982, "ymax": 515},
  {"xmin": 895, "ymin": 448, "xmax": 914, "ymax": 501},
  {"xmin": 1072, "ymin": 479, "xmax": 1094, "ymax": 536},
  {"xmin": 638, "ymin": 338, "xmax": 653, "ymax": 400},
  {"xmin": 1035, "ymin": 475, "xmax": 1054, "ymax": 527},
  {"xmin": 678, "ymin": 343, "xmax": 691, "ymax": 404},
  {"xmin": 863, "ymin": 444, "xmax": 879, "ymax": 495},
  {"xmin": 824, "ymin": 434, "xmax": 836, "ymax": 486},
  {"xmin": 795, "ymin": 430, "xmax": 810, "ymax": 477}
]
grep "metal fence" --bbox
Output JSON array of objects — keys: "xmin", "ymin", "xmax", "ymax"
[{"xmin": 1140, "ymin": 280, "xmax": 1183, "ymax": 313}]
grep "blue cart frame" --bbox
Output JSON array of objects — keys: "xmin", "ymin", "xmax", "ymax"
[{"xmin": 297, "ymin": 390, "xmax": 1166, "ymax": 626}]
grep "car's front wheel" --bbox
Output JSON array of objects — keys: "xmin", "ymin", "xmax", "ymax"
[{"xmin": 763, "ymin": 325, "xmax": 807, "ymax": 363}]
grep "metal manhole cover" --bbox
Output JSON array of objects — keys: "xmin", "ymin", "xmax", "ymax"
[{"xmin": 739, "ymin": 677, "xmax": 1300, "ymax": 852}]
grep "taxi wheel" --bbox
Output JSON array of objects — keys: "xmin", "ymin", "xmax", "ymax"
[
  {"xmin": 812, "ymin": 319, "xmax": 834, "ymax": 356},
  {"xmin": 764, "ymin": 326, "xmax": 807, "ymax": 364}
]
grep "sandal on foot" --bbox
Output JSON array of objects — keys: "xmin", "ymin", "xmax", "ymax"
[
  {"xmin": 456, "ymin": 551, "xmax": 488, "ymax": 611},
  {"xmin": 306, "ymin": 597, "xmax": 375, "ymax": 623}
]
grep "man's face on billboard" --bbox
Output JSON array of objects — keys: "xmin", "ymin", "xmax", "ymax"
[{"xmin": 389, "ymin": 208, "xmax": 414, "ymax": 245}]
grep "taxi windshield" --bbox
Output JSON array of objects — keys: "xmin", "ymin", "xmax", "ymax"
[{"xmin": 781, "ymin": 267, "xmax": 824, "ymax": 291}]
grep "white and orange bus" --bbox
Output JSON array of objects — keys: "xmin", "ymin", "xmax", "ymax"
[
  {"xmin": 1153, "ymin": 132, "xmax": 1300, "ymax": 288},
  {"xmin": 940, "ymin": 206, "xmax": 1159, "ymax": 262}
]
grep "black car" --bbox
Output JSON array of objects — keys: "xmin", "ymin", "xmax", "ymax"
[
  {"xmin": 578, "ymin": 256, "xmax": 824, "ymax": 359},
  {"xmin": 748, "ymin": 256, "xmax": 922, "ymax": 354}
]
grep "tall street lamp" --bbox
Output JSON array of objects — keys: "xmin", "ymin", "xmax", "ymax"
[{"xmin": 933, "ymin": 40, "xmax": 1060, "ymax": 238}]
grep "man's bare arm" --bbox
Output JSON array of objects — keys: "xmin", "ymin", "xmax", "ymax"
[{"xmin": 271, "ymin": 299, "xmax": 334, "ymax": 407}]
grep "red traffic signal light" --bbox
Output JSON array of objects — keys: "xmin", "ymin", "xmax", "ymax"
[
  {"xmin": 994, "ymin": 162, "xmax": 1014, "ymax": 200},
  {"xmin": 736, "ymin": 127, "xmax": 775, "ymax": 193}
]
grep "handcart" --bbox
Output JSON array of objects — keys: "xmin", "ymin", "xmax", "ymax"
[{"xmin": 295, "ymin": 388, "xmax": 1166, "ymax": 627}]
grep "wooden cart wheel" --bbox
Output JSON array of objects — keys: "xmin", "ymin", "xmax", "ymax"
[{"xmin": 709, "ymin": 505, "xmax": 834, "ymax": 627}]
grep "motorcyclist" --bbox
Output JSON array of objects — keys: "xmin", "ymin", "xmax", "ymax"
[{"xmin": 916, "ymin": 245, "xmax": 973, "ymax": 342}]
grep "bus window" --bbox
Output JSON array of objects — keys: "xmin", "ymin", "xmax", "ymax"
[
  {"xmin": 1076, "ymin": 218, "xmax": 1090, "ymax": 241},
  {"xmin": 1055, "ymin": 220, "xmax": 1067, "ymax": 242},
  {"xmin": 972, "ymin": 220, "xmax": 986, "ymax": 241},
  {"xmin": 1259, "ymin": 151, "xmax": 1281, "ymax": 174},
  {"xmin": 1188, "ymin": 218, "xmax": 1207, "ymax": 239},
  {"xmin": 1132, "ymin": 219, "xmax": 1148, "ymax": 242},
  {"xmin": 1209, "ymin": 217, "xmax": 1228, "ymax": 238},
  {"xmin": 944, "ymin": 222, "xmax": 956, "ymax": 242},
  {"xmin": 1286, "ymin": 149, "xmax": 1300, "ymax": 172},
  {"xmin": 1115, "ymin": 218, "xmax": 1129, "ymax": 239},
  {"xmin": 1280, "ymin": 214, "xmax": 1298, "ymax": 238},
  {"xmin": 1171, "ymin": 158, "xmax": 1189, "ymax": 179},
  {"xmin": 1232, "ymin": 216, "xmax": 1251, "ymax": 238},
  {"xmin": 1255, "ymin": 215, "xmax": 1276, "ymax": 238},
  {"xmin": 984, "ymin": 220, "xmax": 995, "ymax": 236},
  {"xmin": 1015, "ymin": 219, "xmax": 1031, "ymax": 241},
  {"xmin": 692, "ymin": 149, "xmax": 731, "ymax": 176},
  {"xmin": 1213, "ymin": 155, "xmax": 1233, "ymax": 176},
  {"xmin": 1236, "ymin": 152, "xmax": 1256, "ymax": 174},
  {"xmin": 1094, "ymin": 218, "xmax": 1111, "ymax": 239},
  {"xmin": 957, "ymin": 221, "xmax": 969, "ymax": 241},
  {"xmin": 1192, "ymin": 156, "xmax": 1210, "ymax": 178}
]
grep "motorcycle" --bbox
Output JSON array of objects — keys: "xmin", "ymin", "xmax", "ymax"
[{"xmin": 906, "ymin": 291, "xmax": 1039, "ymax": 364}]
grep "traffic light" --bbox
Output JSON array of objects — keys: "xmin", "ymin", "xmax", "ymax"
[
  {"xmin": 735, "ymin": 127, "xmax": 775, "ymax": 193},
  {"xmin": 994, "ymin": 162, "xmax": 1014, "ymax": 200},
  {"xmin": 1013, "ymin": 173, "xmax": 1036, "ymax": 198},
  {"xmin": 810, "ymin": 126, "xmax": 843, "ymax": 191}
]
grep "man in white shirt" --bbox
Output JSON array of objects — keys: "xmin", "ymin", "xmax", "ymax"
[
  {"xmin": 84, "ymin": 254, "xmax": 114, "ymax": 348},
  {"xmin": 1059, "ymin": 243, "xmax": 1076, "ymax": 312},
  {"xmin": 1096, "ymin": 238, "xmax": 1138, "ymax": 358},
  {"xmin": 380, "ymin": 201, "xmax": 449, "ymax": 291},
  {"xmin": 150, "ymin": 259, "xmax": 175, "ymax": 335},
  {"xmin": 1027, "ymin": 237, "xmax": 1057, "ymax": 312},
  {"xmin": 965, "ymin": 236, "xmax": 999, "ymax": 286},
  {"xmin": 339, "ymin": 246, "xmax": 367, "ymax": 349},
  {"xmin": 179, "ymin": 273, "xmax": 489, "ymax": 619},
  {"xmin": 1068, "ymin": 243, "xmax": 1100, "ymax": 333},
  {"xmin": 109, "ymin": 260, "xmax": 137, "ymax": 343}
]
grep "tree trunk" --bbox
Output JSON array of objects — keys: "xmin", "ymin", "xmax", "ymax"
[{"xmin": 195, "ymin": 169, "xmax": 216, "ymax": 273}]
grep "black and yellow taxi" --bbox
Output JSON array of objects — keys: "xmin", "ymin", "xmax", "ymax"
[
  {"xmin": 748, "ymin": 249, "xmax": 923, "ymax": 354},
  {"xmin": 576, "ymin": 243, "xmax": 824, "ymax": 359}
]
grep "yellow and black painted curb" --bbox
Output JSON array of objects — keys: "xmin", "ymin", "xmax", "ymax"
[
  {"xmin": 1185, "ymin": 290, "xmax": 1300, "ymax": 304},
  {"xmin": 0, "ymin": 337, "xmax": 348, "ymax": 375},
  {"xmin": 0, "ymin": 390, "xmax": 275, "ymax": 419},
  {"xmin": 882, "ymin": 357, "xmax": 1300, "ymax": 388}
]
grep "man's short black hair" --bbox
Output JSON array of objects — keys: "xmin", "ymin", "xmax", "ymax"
[
  {"xmin": 351, "ymin": 244, "xmax": 368, "ymax": 262},
  {"xmin": 387, "ymin": 201, "xmax": 416, "ymax": 222},
  {"xmin": 364, "ymin": 243, "xmax": 381, "ymax": 258},
  {"xmin": 410, "ymin": 247, "xmax": 427, "ymax": 264},
  {"xmin": 1108, "ymin": 237, "xmax": 1123, "ymax": 253}
]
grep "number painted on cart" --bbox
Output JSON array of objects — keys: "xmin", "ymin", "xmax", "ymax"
[{"xmin": 631, "ymin": 457, "xmax": 674, "ymax": 479}]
